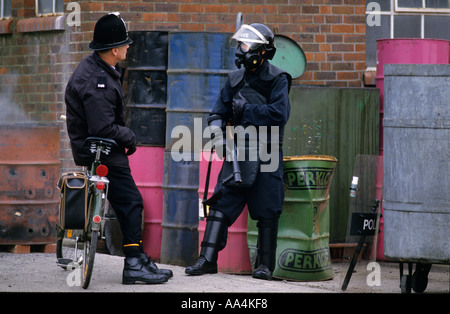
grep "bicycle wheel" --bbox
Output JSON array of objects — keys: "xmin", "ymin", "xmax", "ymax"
[
  {"xmin": 81, "ymin": 230, "xmax": 98, "ymax": 289},
  {"xmin": 56, "ymin": 225, "xmax": 65, "ymax": 265}
]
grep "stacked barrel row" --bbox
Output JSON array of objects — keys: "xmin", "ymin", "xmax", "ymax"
[{"xmin": 126, "ymin": 31, "xmax": 236, "ymax": 266}]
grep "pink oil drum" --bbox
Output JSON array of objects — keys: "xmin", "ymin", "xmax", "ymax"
[
  {"xmin": 376, "ymin": 38, "xmax": 450, "ymax": 260},
  {"xmin": 129, "ymin": 146, "xmax": 165, "ymax": 260},
  {"xmin": 198, "ymin": 150, "xmax": 252, "ymax": 274}
]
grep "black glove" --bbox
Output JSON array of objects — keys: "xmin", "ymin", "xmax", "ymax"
[
  {"xmin": 126, "ymin": 145, "xmax": 137, "ymax": 156},
  {"xmin": 232, "ymin": 92, "xmax": 247, "ymax": 125},
  {"xmin": 126, "ymin": 139, "xmax": 137, "ymax": 156}
]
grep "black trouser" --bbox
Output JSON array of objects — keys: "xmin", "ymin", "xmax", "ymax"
[
  {"xmin": 106, "ymin": 165, "xmax": 143, "ymax": 251},
  {"xmin": 210, "ymin": 158, "xmax": 284, "ymax": 224}
]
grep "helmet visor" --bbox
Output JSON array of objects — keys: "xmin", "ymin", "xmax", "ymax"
[{"xmin": 230, "ymin": 24, "xmax": 269, "ymax": 51}]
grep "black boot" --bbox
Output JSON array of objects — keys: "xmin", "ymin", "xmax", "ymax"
[
  {"xmin": 185, "ymin": 210, "xmax": 228, "ymax": 275},
  {"xmin": 122, "ymin": 257, "xmax": 169, "ymax": 284},
  {"xmin": 252, "ymin": 218, "xmax": 278, "ymax": 281},
  {"xmin": 185, "ymin": 255, "xmax": 217, "ymax": 275},
  {"xmin": 140, "ymin": 253, "xmax": 173, "ymax": 278}
]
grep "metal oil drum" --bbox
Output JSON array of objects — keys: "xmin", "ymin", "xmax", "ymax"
[
  {"xmin": 126, "ymin": 31, "xmax": 168, "ymax": 147},
  {"xmin": 128, "ymin": 146, "xmax": 165, "ymax": 260},
  {"xmin": 0, "ymin": 124, "xmax": 60, "ymax": 245},
  {"xmin": 248, "ymin": 155, "xmax": 337, "ymax": 281},
  {"xmin": 161, "ymin": 32, "xmax": 235, "ymax": 266},
  {"xmin": 383, "ymin": 64, "xmax": 450, "ymax": 264},
  {"xmin": 164, "ymin": 31, "xmax": 235, "ymax": 152},
  {"xmin": 161, "ymin": 150, "xmax": 200, "ymax": 266}
]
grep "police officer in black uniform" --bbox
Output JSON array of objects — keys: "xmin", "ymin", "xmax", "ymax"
[
  {"xmin": 185, "ymin": 23, "xmax": 291, "ymax": 280},
  {"xmin": 65, "ymin": 13, "xmax": 172, "ymax": 285}
]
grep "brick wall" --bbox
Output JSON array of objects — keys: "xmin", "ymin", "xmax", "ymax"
[
  {"xmin": 0, "ymin": 0, "xmax": 368, "ymax": 173},
  {"xmin": 126, "ymin": 0, "xmax": 367, "ymax": 87},
  {"xmin": 68, "ymin": 0, "xmax": 367, "ymax": 88}
]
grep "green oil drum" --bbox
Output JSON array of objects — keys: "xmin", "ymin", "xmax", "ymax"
[{"xmin": 248, "ymin": 155, "xmax": 337, "ymax": 281}]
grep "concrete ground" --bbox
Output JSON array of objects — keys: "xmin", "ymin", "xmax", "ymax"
[
  {"xmin": 0, "ymin": 250, "xmax": 448, "ymax": 294},
  {"xmin": 0, "ymin": 249, "xmax": 447, "ymax": 312}
]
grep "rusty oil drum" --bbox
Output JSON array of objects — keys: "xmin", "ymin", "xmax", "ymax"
[{"xmin": 0, "ymin": 124, "xmax": 60, "ymax": 245}]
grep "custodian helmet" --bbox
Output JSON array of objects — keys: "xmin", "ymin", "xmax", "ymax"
[{"xmin": 89, "ymin": 12, "xmax": 133, "ymax": 51}]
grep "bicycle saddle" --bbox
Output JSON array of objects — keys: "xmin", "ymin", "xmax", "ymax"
[{"xmin": 86, "ymin": 137, "xmax": 118, "ymax": 148}]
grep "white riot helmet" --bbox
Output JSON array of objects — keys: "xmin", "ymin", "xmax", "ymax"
[{"xmin": 230, "ymin": 23, "xmax": 276, "ymax": 69}]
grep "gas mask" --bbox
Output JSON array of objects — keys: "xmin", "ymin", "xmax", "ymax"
[
  {"xmin": 234, "ymin": 43, "xmax": 264, "ymax": 70},
  {"xmin": 230, "ymin": 24, "xmax": 276, "ymax": 70}
]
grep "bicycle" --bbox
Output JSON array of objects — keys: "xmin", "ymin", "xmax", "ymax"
[{"xmin": 56, "ymin": 137, "xmax": 117, "ymax": 289}]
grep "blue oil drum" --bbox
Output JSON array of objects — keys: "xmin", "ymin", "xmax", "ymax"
[
  {"xmin": 165, "ymin": 32, "xmax": 235, "ymax": 152},
  {"xmin": 161, "ymin": 150, "xmax": 200, "ymax": 265},
  {"xmin": 160, "ymin": 32, "xmax": 235, "ymax": 266}
]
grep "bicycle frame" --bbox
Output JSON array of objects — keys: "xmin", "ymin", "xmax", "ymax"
[{"xmin": 85, "ymin": 140, "xmax": 112, "ymax": 238}]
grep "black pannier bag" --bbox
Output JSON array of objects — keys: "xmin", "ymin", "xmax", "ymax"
[{"xmin": 57, "ymin": 172, "xmax": 88, "ymax": 230}]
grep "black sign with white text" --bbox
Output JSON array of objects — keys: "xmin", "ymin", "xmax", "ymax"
[{"xmin": 350, "ymin": 212, "xmax": 378, "ymax": 236}]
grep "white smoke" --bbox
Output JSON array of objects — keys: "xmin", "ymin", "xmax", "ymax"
[{"xmin": 0, "ymin": 73, "xmax": 30, "ymax": 124}]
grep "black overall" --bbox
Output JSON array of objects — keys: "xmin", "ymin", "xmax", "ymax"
[{"xmin": 208, "ymin": 61, "xmax": 291, "ymax": 249}]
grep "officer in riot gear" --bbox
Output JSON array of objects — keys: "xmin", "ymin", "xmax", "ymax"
[
  {"xmin": 185, "ymin": 23, "xmax": 291, "ymax": 280},
  {"xmin": 65, "ymin": 13, "xmax": 172, "ymax": 284}
]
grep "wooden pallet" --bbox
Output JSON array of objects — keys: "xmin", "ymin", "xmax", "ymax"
[{"xmin": 0, "ymin": 243, "xmax": 56, "ymax": 254}]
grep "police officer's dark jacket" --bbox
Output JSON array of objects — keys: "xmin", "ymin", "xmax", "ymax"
[
  {"xmin": 211, "ymin": 60, "xmax": 291, "ymax": 146},
  {"xmin": 65, "ymin": 52, "xmax": 135, "ymax": 167},
  {"xmin": 210, "ymin": 60, "xmax": 291, "ymax": 217}
]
